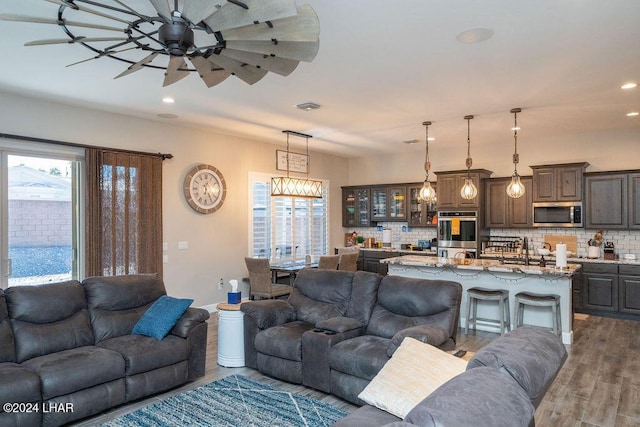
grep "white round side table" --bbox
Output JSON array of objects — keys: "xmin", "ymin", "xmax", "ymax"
[{"xmin": 217, "ymin": 303, "xmax": 245, "ymax": 367}]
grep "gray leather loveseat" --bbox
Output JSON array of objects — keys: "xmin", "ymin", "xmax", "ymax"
[
  {"xmin": 0, "ymin": 274, "xmax": 209, "ymax": 427},
  {"xmin": 241, "ymin": 268, "xmax": 462, "ymax": 401}
]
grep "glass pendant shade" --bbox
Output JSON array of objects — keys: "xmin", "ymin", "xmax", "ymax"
[
  {"xmin": 506, "ymin": 108, "xmax": 525, "ymax": 199},
  {"xmin": 460, "ymin": 115, "xmax": 477, "ymax": 200},
  {"xmin": 418, "ymin": 120, "xmax": 437, "ymax": 202},
  {"xmin": 460, "ymin": 177, "xmax": 478, "ymax": 199},
  {"xmin": 506, "ymin": 172, "xmax": 525, "ymax": 198},
  {"xmin": 418, "ymin": 180, "xmax": 436, "ymax": 202}
]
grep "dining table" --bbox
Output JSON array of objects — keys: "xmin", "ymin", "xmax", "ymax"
[{"xmin": 269, "ymin": 260, "xmax": 318, "ymax": 285}]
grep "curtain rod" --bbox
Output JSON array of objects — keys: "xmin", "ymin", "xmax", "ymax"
[{"xmin": 0, "ymin": 132, "xmax": 173, "ymax": 160}]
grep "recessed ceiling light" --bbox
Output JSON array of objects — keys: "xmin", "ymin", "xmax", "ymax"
[
  {"xmin": 158, "ymin": 113, "xmax": 178, "ymax": 119},
  {"xmin": 621, "ymin": 83, "xmax": 637, "ymax": 90},
  {"xmin": 162, "ymin": 97, "xmax": 175, "ymax": 103},
  {"xmin": 627, "ymin": 112, "xmax": 639, "ymax": 117},
  {"xmin": 511, "ymin": 127, "xmax": 521, "ymax": 131},
  {"xmin": 427, "ymin": 137, "xmax": 435, "ymax": 141},
  {"xmin": 456, "ymin": 28, "xmax": 494, "ymax": 44},
  {"xmin": 296, "ymin": 102, "xmax": 321, "ymax": 111}
]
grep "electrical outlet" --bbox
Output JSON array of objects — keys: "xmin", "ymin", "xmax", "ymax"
[{"xmin": 218, "ymin": 278, "xmax": 224, "ymax": 291}]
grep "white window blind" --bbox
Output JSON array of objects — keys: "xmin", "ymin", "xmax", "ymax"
[{"xmin": 249, "ymin": 173, "xmax": 328, "ymax": 262}]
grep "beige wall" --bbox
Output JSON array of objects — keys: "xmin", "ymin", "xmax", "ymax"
[
  {"xmin": 0, "ymin": 91, "xmax": 349, "ymax": 308},
  {"xmin": 347, "ymin": 127, "xmax": 639, "ymax": 185}
]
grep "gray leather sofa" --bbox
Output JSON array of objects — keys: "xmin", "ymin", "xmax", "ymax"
[
  {"xmin": 241, "ymin": 268, "xmax": 462, "ymax": 400},
  {"xmin": 333, "ymin": 326, "xmax": 568, "ymax": 427},
  {"xmin": 0, "ymin": 274, "xmax": 209, "ymax": 427}
]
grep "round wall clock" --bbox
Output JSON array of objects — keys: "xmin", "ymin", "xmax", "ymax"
[{"xmin": 183, "ymin": 164, "xmax": 226, "ymax": 214}]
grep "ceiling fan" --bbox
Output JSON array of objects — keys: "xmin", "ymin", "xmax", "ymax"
[{"xmin": 1, "ymin": 0, "xmax": 320, "ymax": 87}]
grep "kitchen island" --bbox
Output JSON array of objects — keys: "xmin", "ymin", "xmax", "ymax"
[{"xmin": 381, "ymin": 255, "xmax": 581, "ymax": 344}]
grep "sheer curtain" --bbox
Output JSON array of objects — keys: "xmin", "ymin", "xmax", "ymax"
[{"xmin": 85, "ymin": 149, "xmax": 163, "ymax": 277}]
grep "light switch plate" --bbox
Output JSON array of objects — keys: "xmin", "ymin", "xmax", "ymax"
[{"xmin": 178, "ymin": 241, "xmax": 189, "ymax": 250}]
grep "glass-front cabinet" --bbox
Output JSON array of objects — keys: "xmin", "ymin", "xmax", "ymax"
[
  {"xmin": 372, "ymin": 185, "xmax": 406, "ymax": 222},
  {"xmin": 408, "ymin": 183, "xmax": 437, "ymax": 227},
  {"xmin": 342, "ymin": 186, "xmax": 371, "ymax": 227}
]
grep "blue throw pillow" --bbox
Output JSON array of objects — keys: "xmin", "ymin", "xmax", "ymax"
[{"xmin": 132, "ymin": 296, "xmax": 194, "ymax": 340}]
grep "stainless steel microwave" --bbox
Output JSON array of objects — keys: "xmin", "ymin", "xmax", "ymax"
[{"xmin": 532, "ymin": 202, "xmax": 583, "ymax": 227}]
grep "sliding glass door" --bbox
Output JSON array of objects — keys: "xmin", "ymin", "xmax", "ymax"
[{"xmin": 1, "ymin": 149, "xmax": 82, "ymax": 287}]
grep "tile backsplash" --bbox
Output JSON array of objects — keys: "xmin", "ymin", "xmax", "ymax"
[{"xmin": 344, "ymin": 223, "xmax": 640, "ymax": 257}]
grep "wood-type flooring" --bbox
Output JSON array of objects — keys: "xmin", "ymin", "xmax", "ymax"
[{"xmin": 74, "ymin": 313, "xmax": 640, "ymax": 427}]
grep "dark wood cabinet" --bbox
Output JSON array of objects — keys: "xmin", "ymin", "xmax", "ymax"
[
  {"xmin": 484, "ymin": 177, "xmax": 532, "ymax": 228},
  {"xmin": 532, "ymin": 163, "xmax": 588, "ymax": 202},
  {"xmin": 572, "ymin": 269, "xmax": 583, "ymax": 312},
  {"xmin": 371, "ymin": 185, "xmax": 407, "ymax": 222},
  {"xmin": 408, "ymin": 183, "xmax": 437, "ymax": 227},
  {"xmin": 582, "ymin": 263, "xmax": 619, "ymax": 312},
  {"xmin": 342, "ymin": 186, "xmax": 372, "ymax": 227},
  {"xmin": 629, "ymin": 173, "xmax": 640, "ymax": 230},
  {"xmin": 435, "ymin": 170, "xmax": 492, "ymax": 210},
  {"xmin": 619, "ymin": 265, "xmax": 640, "ymax": 315},
  {"xmin": 360, "ymin": 250, "xmax": 398, "ymax": 275},
  {"xmin": 585, "ymin": 171, "xmax": 640, "ymax": 230},
  {"xmin": 585, "ymin": 173, "xmax": 627, "ymax": 229}
]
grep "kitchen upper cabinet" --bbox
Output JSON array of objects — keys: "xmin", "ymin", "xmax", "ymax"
[
  {"xmin": 484, "ymin": 177, "xmax": 532, "ymax": 228},
  {"xmin": 408, "ymin": 183, "xmax": 437, "ymax": 227},
  {"xmin": 585, "ymin": 173, "xmax": 627, "ymax": 229},
  {"xmin": 630, "ymin": 173, "xmax": 640, "ymax": 229},
  {"xmin": 435, "ymin": 170, "xmax": 492, "ymax": 210},
  {"xmin": 532, "ymin": 163, "xmax": 588, "ymax": 202},
  {"xmin": 585, "ymin": 171, "xmax": 640, "ymax": 230},
  {"xmin": 342, "ymin": 186, "xmax": 372, "ymax": 227},
  {"xmin": 371, "ymin": 185, "xmax": 407, "ymax": 222}
]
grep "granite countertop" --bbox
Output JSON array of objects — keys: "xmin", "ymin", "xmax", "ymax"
[
  {"xmin": 381, "ymin": 255, "xmax": 581, "ymax": 277},
  {"xmin": 481, "ymin": 253, "xmax": 640, "ymax": 266}
]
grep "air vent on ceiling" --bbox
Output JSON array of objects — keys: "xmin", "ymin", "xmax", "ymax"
[{"xmin": 296, "ymin": 102, "xmax": 321, "ymax": 111}]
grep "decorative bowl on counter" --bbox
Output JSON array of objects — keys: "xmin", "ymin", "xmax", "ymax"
[{"xmin": 537, "ymin": 248, "xmax": 551, "ymax": 256}]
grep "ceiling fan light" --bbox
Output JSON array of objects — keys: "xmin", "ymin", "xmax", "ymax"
[
  {"xmin": 506, "ymin": 173, "xmax": 526, "ymax": 198},
  {"xmin": 460, "ymin": 177, "xmax": 478, "ymax": 200},
  {"xmin": 418, "ymin": 180, "xmax": 436, "ymax": 202}
]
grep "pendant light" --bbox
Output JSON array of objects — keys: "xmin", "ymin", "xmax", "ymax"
[
  {"xmin": 271, "ymin": 130, "xmax": 323, "ymax": 198},
  {"xmin": 506, "ymin": 108, "xmax": 526, "ymax": 198},
  {"xmin": 418, "ymin": 121, "xmax": 437, "ymax": 202},
  {"xmin": 460, "ymin": 115, "xmax": 478, "ymax": 200}
]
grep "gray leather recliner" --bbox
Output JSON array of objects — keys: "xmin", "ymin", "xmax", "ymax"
[{"xmin": 328, "ymin": 275, "xmax": 463, "ymax": 404}]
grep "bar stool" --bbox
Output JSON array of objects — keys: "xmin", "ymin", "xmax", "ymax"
[
  {"xmin": 465, "ymin": 288, "xmax": 510, "ymax": 335},
  {"xmin": 514, "ymin": 292, "xmax": 562, "ymax": 336}
]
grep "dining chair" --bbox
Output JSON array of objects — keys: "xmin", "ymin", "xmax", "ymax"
[
  {"xmin": 338, "ymin": 249, "xmax": 359, "ymax": 272},
  {"xmin": 317, "ymin": 254, "xmax": 340, "ymax": 270},
  {"xmin": 244, "ymin": 257, "xmax": 293, "ymax": 300}
]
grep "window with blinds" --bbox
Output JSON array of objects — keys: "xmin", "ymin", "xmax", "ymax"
[{"xmin": 250, "ymin": 173, "xmax": 328, "ymax": 262}]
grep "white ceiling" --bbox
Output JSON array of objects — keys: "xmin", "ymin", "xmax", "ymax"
[{"xmin": 0, "ymin": 0, "xmax": 639, "ymax": 158}]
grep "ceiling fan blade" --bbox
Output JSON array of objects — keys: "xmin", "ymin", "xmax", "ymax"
[
  {"xmin": 114, "ymin": 52, "xmax": 160, "ymax": 79},
  {"xmin": 0, "ymin": 13, "xmax": 125, "ymax": 32},
  {"xmin": 182, "ymin": 0, "xmax": 227, "ymax": 25},
  {"xmin": 189, "ymin": 56, "xmax": 231, "ymax": 88},
  {"xmin": 221, "ymin": 4, "xmax": 319, "ymax": 42},
  {"xmin": 66, "ymin": 46, "xmax": 137, "ymax": 67},
  {"xmin": 25, "ymin": 37, "xmax": 128, "ymax": 46},
  {"xmin": 163, "ymin": 56, "xmax": 190, "ymax": 87},
  {"xmin": 204, "ymin": 0, "xmax": 297, "ymax": 32},
  {"xmin": 220, "ymin": 48, "xmax": 298, "ymax": 76},
  {"xmin": 44, "ymin": 0, "xmax": 130, "ymax": 24},
  {"xmin": 206, "ymin": 54, "xmax": 267, "ymax": 85},
  {"xmin": 226, "ymin": 39, "xmax": 319, "ymax": 62},
  {"xmin": 148, "ymin": 0, "xmax": 173, "ymax": 21}
]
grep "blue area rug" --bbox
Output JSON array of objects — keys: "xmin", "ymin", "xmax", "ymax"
[{"xmin": 103, "ymin": 374, "xmax": 347, "ymax": 426}]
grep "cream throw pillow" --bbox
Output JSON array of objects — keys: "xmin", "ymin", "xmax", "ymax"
[{"xmin": 358, "ymin": 337, "xmax": 468, "ymax": 419}]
